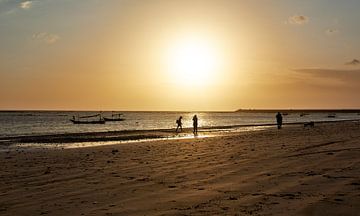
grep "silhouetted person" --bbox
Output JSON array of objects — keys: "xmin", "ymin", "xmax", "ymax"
[
  {"xmin": 176, "ymin": 116, "xmax": 183, "ymax": 132},
  {"xmin": 276, "ymin": 112, "xmax": 283, "ymax": 129},
  {"xmin": 192, "ymin": 115, "xmax": 198, "ymax": 134}
]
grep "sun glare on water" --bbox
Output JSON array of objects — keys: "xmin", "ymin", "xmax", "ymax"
[{"xmin": 166, "ymin": 35, "xmax": 223, "ymax": 86}]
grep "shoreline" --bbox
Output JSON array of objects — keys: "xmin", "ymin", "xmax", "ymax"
[{"xmin": 1, "ymin": 118, "xmax": 359, "ymax": 147}]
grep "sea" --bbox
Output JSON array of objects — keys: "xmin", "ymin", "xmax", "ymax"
[{"xmin": 1, "ymin": 111, "xmax": 359, "ymax": 139}]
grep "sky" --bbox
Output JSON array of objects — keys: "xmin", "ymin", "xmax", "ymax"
[{"xmin": 1, "ymin": 0, "xmax": 360, "ymax": 111}]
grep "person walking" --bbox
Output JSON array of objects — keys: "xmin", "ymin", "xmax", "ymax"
[
  {"xmin": 176, "ymin": 116, "xmax": 183, "ymax": 132},
  {"xmin": 192, "ymin": 114, "xmax": 198, "ymax": 134},
  {"xmin": 276, "ymin": 112, "xmax": 283, "ymax": 129}
]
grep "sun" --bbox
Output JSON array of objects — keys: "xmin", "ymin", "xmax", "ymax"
[{"xmin": 166, "ymin": 36, "xmax": 222, "ymax": 86}]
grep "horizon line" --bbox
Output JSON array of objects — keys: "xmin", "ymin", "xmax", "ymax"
[{"xmin": 1, "ymin": 108, "xmax": 360, "ymax": 113}]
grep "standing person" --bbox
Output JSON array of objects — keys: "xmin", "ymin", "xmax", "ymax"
[
  {"xmin": 176, "ymin": 116, "xmax": 183, "ymax": 132},
  {"xmin": 276, "ymin": 112, "xmax": 283, "ymax": 129},
  {"xmin": 192, "ymin": 114, "xmax": 198, "ymax": 134}
]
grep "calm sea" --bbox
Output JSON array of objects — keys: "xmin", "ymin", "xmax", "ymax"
[{"xmin": 0, "ymin": 111, "xmax": 359, "ymax": 138}]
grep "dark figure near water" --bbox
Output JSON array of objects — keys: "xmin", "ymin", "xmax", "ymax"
[
  {"xmin": 192, "ymin": 115, "xmax": 198, "ymax": 134},
  {"xmin": 276, "ymin": 112, "xmax": 283, "ymax": 129},
  {"xmin": 176, "ymin": 116, "xmax": 183, "ymax": 132}
]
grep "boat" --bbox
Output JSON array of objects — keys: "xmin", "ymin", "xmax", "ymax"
[
  {"xmin": 70, "ymin": 119, "xmax": 105, "ymax": 124},
  {"xmin": 103, "ymin": 113, "xmax": 125, "ymax": 122},
  {"xmin": 327, "ymin": 114, "xmax": 336, "ymax": 118},
  {"xmin": 70, "ymin": 114, "xmax": 105, "ymax": 124}
]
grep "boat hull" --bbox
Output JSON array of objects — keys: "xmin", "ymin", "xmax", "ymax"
[{"xmin": 70, "ymin": 119, "xmax": 106, "ymax": 124}]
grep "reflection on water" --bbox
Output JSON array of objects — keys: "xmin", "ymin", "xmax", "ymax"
[
  {"xmin": 1, "ymin": 125, "xmax": 272, "ymax": 150},
  {"xmin": 7, "ymin": 134, "xmax": 214, "ymax": 150}
]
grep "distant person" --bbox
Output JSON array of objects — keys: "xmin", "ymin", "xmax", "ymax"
[
  {"xmin": 276, "ymin": 112, "xmax": 283, "ymax": 129},
  {"xmin": 176, "ymin": 116, "xmax": 183, "ymax": 132},
  {"xmin": 192, "ymin": 115, "xmax": 198, "ymax": 134}
]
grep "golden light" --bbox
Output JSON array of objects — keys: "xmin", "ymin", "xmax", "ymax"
[{"xmin": 166, "ymin": 35, "xmax": 222, "ymax": 86}]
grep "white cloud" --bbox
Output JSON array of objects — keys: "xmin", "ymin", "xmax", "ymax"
[
  {"xmin": 33, "ymin": 32, "xmax": 60, "ymax": 45},
  {"xmin": 20, "ymin": 1, "xmax": 32, "ymax": 9},
  {"xmin": 288, "ymin": 15, "xmax": 309, "ymax": 25}
]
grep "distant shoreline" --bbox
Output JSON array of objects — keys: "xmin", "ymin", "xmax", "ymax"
[
  {"xmin": 1, "ymin": 109, "xmax": 360, "ymax": 113},
  {"xmin": 235, "ymin": 109, "xmax": 360, "ymax": 113}
]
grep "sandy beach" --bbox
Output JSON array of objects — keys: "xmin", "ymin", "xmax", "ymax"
[{"xmin": 1, "ymin": 121, "xmax": 360, "ymax": 215}]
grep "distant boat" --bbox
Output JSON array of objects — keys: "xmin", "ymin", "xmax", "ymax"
[
  {"xmin": 70, "ymin": 114, "xmax": 105, "ymax": 124},
  {"xmin": 103, "ymin": 113, "xmax": 125, "ymax": 122},
  {"xmin": 282, "ymin": 113, "xmax": 289, "ymax": 116},
  {"xmin": 327, "ymin": 114, "xmax": 336, "ymax": 118}
]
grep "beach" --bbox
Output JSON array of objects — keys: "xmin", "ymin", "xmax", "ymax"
[{"xmin": 1, "ymin": 121, "xmax": 359, "ymax": 215}]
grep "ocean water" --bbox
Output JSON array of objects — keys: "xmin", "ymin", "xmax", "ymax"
[{"xmin": 0, "ymin": 111, "xmax": 359, "ymax": 138}]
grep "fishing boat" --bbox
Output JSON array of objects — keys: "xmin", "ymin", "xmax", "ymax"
[
  {"xmin": 70, "ymin": 114, "xmax": 105, "ymax": 124},
  {"xmin": 103, "ymin": 113, "xmax": 125, "ymax": 122}
]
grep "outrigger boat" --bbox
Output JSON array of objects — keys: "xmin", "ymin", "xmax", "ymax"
[
  {"xmin": 103, "ymin": 112, "xmax": 125, "ymax": 122},
  {"xmin": 70, "ymin": 114, "xmax": 105, "ymax": 124}
]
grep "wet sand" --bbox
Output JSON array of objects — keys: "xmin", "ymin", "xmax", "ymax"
[{"xmin": 0, "ymin": 121, "xmax": 360, "ymax": 215}]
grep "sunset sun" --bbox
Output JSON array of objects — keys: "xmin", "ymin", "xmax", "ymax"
[{"xmin": 166, "ymin": 36, "xmax": 222, "ymax": 86}]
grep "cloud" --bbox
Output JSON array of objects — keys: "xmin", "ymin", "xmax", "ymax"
[
  {"xmin": 0, "ymin": 0, "xmax": 36, "ymax": 15},
  {"xmin": 20, "ymin": 1, "xmax": 32, "ymax": 9},
  {"xmin": 345, "ymin": 59, "xmax": 360, "ymax": 66},
  {"xmin": 294, "ymin": 68, "xmax": 360, "ymax": 86},
  {"xmin": 33, "ymin": 32, "xmax": 60, "ymax": 44},
  {"xmin": 288, "ymin": 15, "xmax": 309, "ymax": 25}
]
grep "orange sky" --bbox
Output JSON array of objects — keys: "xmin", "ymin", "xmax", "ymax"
[{"xmin": 1, "ymin": 0, "xmax": 360, "ymax": 111}]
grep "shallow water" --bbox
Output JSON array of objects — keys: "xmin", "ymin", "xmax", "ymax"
[{"xmin": 0, "ymin": 111, "xmax": 359, "ymax": 138}]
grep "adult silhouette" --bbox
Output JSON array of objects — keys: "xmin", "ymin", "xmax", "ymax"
[
  {"xmin": 192, "ymin": 115, "xmax": 198, "ymax": 134},
  {"xmin": 176, "ymin": 116, "xmax": 183, "ymax": 132},
  {"xmin": 276, "ymin": 112, "xmax": 283, "ymax": 129}
]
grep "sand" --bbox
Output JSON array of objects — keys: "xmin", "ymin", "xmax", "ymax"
[{"xmin": 0, "ymin": 121, "xmax": 359, "ymax": 215}]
